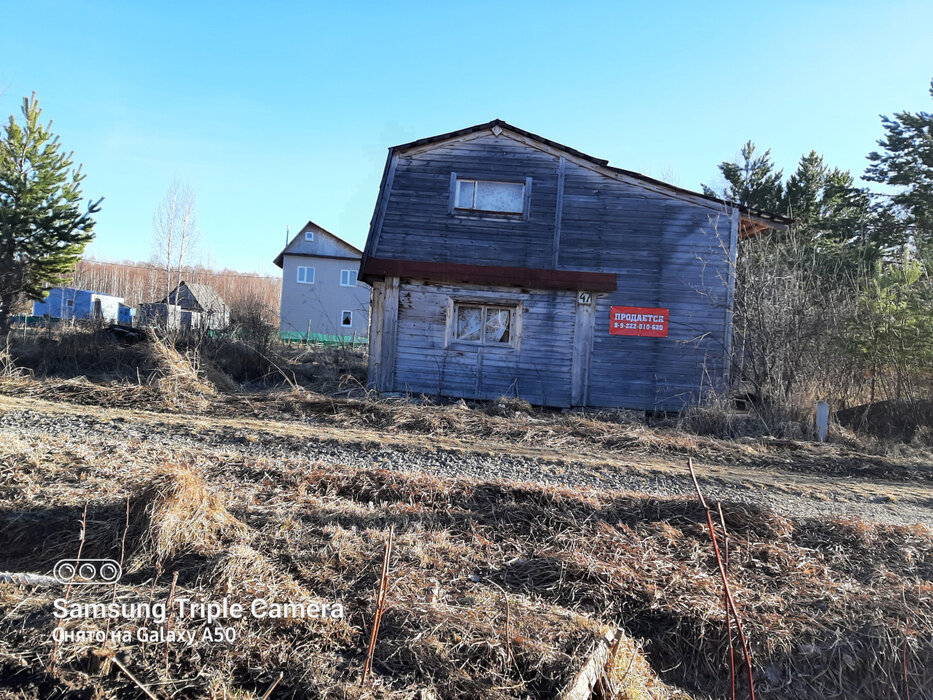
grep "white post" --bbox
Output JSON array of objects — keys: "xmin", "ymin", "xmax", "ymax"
[{"xmin": 816, "ymin": 401, "xmax": 829, "ymax": 443}]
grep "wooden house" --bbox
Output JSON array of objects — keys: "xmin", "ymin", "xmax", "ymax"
[
  {"xmin": 140, "ymin": 282, "xmax": 230, "ymax": 331},
  {"xmin": 360, "ymin": 120, "xmax": 789, "ymax": 410}
]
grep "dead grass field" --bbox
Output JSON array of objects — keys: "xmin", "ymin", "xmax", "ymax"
[
  {"xmin": 0, "ymin": 335, "xmax": 931, "ymax": 698},
  {"xmin": 0, "ymin": 387, "xmax": 930, "ymax": 698}
]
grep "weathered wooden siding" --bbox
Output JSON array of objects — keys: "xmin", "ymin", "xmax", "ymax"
[
  {"xmin": 366, "ymin": 129, "xmax": 738, "ymax": 411},
  {"xmin": 373, "ymin": 134, "xmax": 561, "ymax": 268},
  {"xmin": 556, "ymin": 160, "xmax": 734, "ymax": 410},
  {"xmin": 377, "ymin": 280, "xmax": 576, "ymax": 407}
]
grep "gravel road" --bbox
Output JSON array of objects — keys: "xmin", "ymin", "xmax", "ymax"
[{"xmin": 1, "ymin": 397, "xmax": 930, "ymax": 528}]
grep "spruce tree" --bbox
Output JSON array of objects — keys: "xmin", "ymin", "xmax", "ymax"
[{"xmin": 0, "ymin": 93, "xmax": 101, "ymax": 332}]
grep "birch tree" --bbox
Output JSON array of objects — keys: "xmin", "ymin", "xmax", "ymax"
[{"xmin": 151, "ymin": 180, "xmax": 199, "ymax": 301}]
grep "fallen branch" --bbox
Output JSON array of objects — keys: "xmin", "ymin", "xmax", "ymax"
[{"xmin": 112, "ymin": 656, "xmax": 159, "ymax": 700}]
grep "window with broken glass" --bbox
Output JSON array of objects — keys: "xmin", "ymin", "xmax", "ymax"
[{"xmin": 453, "ymin": 304, "xmax": 514, "ymax": 345}]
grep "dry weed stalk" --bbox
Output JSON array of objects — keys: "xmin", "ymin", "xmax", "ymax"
[
  {"xmin": 361, "ymin": 524, "xmax": 395, "ymax": 684},
  {"xmin": 260, "ymin": 671, "xmax": 284, "ymax": 700},
  {"xmin": 689, "ymin": 458, "xmax": 755, "ymax": 699},
  {"xmin": 164, "ymin": 570, "xmax": 179, "ymax": 674},
  {"xmin": 0, "ymin": 336, "xmax": 28, "ymax": 378},
  {"xmin": 51, "ymin": 503, "xmax": 87, "ymax": 665},
  {"xmin": 112, "ymin": 656, "xmax": 159, "ymax": 700},
  {"xmin": 717, "ymin": 501, "xmax": 736, "ymax": 700},
  {"xmin": 105, "ymin": 497, "xmax": 131, "ymax": 641}
]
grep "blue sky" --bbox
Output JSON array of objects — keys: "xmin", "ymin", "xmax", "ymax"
[{"xmin": 3, "ymin": 1, "xmax": 932, "ymax": 276}]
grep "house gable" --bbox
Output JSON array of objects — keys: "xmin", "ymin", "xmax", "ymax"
[
  {"xmin": 274, "ymin": 220, "xmax": 362, "ymax": 268},
  {"xmin": 362, "ymin": 120, "xmax": 790, "ymax": 276}
]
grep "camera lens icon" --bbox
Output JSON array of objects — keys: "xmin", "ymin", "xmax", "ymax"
[{"xmin": 54, "ymin": 559, "xmax": 122, "ymax": 585}]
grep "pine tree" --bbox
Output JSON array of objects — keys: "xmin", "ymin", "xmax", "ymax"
[
  {"xmin": 784, "ymin": 151, "xmax": 877, "ymax": 273},
  {"xmin": 0, "ymin": 94, "xmax": 101, "ymax": 332},
  {"xmin": 864, "ymin": 78, "xmax": 933, "ymax": 264},
  {"xmin": 702, "ymin": 140, "xmax": 785, "ymax": 213}
]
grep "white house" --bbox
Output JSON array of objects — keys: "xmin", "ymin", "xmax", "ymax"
[{"xmin": 273, "ymin": 220, "xmax": 369, "ymax": 342}]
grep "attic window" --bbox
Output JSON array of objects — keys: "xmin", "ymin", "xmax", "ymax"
[
  {"xmin": 454, "ymin": 178, "xmax": 525, "ymax": 214},
  {"xmin": 304, "ymin": 231, "xmax": 314, "ymax": 241}
]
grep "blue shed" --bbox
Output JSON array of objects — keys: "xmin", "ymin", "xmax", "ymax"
[
  {"xmin": 118, "ymin": 304, "xmax": 136, "ymax": 325},
  {"xmin": 32, "ymin": 287, "xmax": 126, "ymax": 323}
]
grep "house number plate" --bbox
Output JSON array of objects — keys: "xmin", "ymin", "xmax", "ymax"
[{"xmin": 577, "ymin": 292, "xmax": 592, "ymax": 305}]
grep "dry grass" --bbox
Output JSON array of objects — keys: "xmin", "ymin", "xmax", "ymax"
[
  {"xmin": 145, "ymin": 331, "xmax": 216, "ymax": 409},
  {"xmin": 0, "ymin": 426, "xmax": 930, "ymax": 699},
  {"xmin": 126, "ymin": 464, "xmax": 244, "ymax": 568},
  {"xmin": 3, "ymin": 326, "xmax": 931, "ymax": 476}
]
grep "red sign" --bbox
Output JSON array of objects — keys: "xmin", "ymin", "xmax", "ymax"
[{"xmin": 609, "ymin": 306, "xmax": 669, "ymax": 337}]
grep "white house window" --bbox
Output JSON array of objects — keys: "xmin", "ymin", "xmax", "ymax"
[
  {"xmin": 340, "ymin": 269, "xmax": 357, "ymax": 287},
  {"xmin": 297, "ymin": 266, "xmax": 315, "ymax": 284},
  {"xmin": 453, "ymin": 303, "xmax": 515, "ymax": 344},
  {"xmin": 340, "ymin": 310, "xmax": 353, "ymax": 327},
  {"xmin": 304, "ymin": 231, "xmax": 314, "ymax": 241},
  {"xmin": 455, "ymin": 179, "xmax": 525, "ymax": 214}
]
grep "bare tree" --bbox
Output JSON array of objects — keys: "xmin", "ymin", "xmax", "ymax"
[{"xmin": 151, "ymin": 181, "xmax": 199, "ymax": 300}]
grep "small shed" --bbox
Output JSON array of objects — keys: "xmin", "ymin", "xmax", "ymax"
[
  {"xmin": 140, "ymin": 282, "xmax": 229, "ymax": 331},
  {"xmin": 32, "ymin": 287, "xmax": 125, "ymax": 323},
  {"xmin": 360, "ymin": 120, "xmax": 790, "ymax": 411}
]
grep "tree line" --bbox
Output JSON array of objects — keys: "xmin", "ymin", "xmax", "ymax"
[
  {"xmin": 703, "ymin": 79, "xmax": 933, "ymax": 418},
  {"xmin": 71, "ymin": 258, "xmax": 281, "ymax": 321}
]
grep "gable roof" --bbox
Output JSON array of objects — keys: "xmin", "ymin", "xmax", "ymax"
[
  {"xmin": 160, "ymin": 282, "xmax": 228, "ymax": 315},
  {"xmin": 273, "ymin": 219, "xmax": 363, "ymax": 268},
  {"xmin": 387, "ymin": 119, "xmax": 792, "ymax": 238}
]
